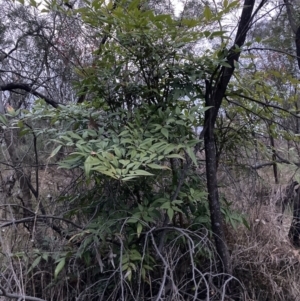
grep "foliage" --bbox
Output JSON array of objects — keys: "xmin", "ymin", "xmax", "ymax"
[
  {"xmin": 0, "ymin": 0, "xmax": 250, "ymax": 299},
  {"xmin": 4, "ymin": 0, "xmax": 300, "ymax": 300}
]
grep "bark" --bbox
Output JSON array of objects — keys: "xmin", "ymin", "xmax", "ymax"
[
  {"xmin": 283, "ymin": 0, "xmax": 298, "ymax": 33},
  {"xmin": 271, "ymin": 145, "xmax": 278, "ymax": 183},
  {"xmin": 268, "ymin": 126, "xmax": 279, "ymax": 184},
  {"xmin": 295, "ymin": 101, "xmax": 300, "ymax": 134},
  {"xmin": 203, "ymin": 0, "xmax": 265, "ymax": 275},
  {"xmin": 289, "ymin": 186, "xmax": 300, "ymax": 246},
  {"xmin": 0, "ymin": 83, "xmax": 58, "ymax": 108},
  {"xmin": 296, "ymin": 26, "xmax": 300, "ymax": 70},
  {"xmin": 283, "ymin": 0, "xmax": 300, "ymax": 246}
]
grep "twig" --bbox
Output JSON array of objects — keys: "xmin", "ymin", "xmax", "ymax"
[
  {"xmin": 0, "ymin": 284, "xmax": 46, "ymax": 301},
  {"xmin": 0, "ymin": 83, "xmax": 59, "ymax": 108},
  {"xmin": 0, "ymin": 215, "xmax": 82, "ymax": 230},
  {"xmin": 158, "ymin": 151, "xmax": 191, "ymax": 252},
  {"xmin": 151, "ymin": 233, "xmax": 169, "ymax": 301}
]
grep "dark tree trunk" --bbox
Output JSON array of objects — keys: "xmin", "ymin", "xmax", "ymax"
[
  {"xmin": 283, "ymin": 1, "xmax": 300, "ymax": 246},
  {"xmin": 296, "ymin": 26, "xmax": 300, "ymax": 70},
  {"xmin": 289, "ymin": 187, "xmax": 300, "ymax": 246},
  {"xmin": 204, "ymin": 117, "xmax": 231, "ymax": 273},
  {"xmin": 295, "ymin": 101, "xmax": 299, "ymax": 134},
  {"xmin": 269, "ymin": 131, "xmax": 279, "ymax": 184},
  {"xmin": 202, "ymin": 0, "xmax": 262, "ymax": 274}
]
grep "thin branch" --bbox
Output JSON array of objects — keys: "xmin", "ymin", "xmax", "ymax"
[
  {"xmin": 158, "ymin": 152, "xmax": 191, "ymax": 252},
  {"xmin": 151, "ymin": 233, "xmax": 169, "ymax": 301},
  {"xmin": 225, "ymin": 98, "xmax": 295, "ymax": 130},
  {"xmin": 250, "ymin": 154, "xmax": 300, "ymax": 170},
  {"xmin": 0, "ymin": 161, "xmax": 58, "ymax": 169},
  {"xmin": 0, "ymin": 285, "xmax": 46, "ymax": 301},
  {"xmin": 0, "ymin": 214, "xmax": 82, "ymax": 230},
  {"xmin": 23, "ymin": 123, "xmax": 39, "ymax": 199},
  {"xmin": 249, "ymin": 0, "xmax": 268, "ymax": 28},
  {"xmin": 251, "ymin": 162, "xmax": 279, "ymax": 170},
  {"xmin": 0, "ymin": 83, "xmax": 59, "ymax": 108},
  {"xmin": 246, "ymin": 47, "xmax": 300, "ymax": 60},
  {"xmin": 232, "ymin": 93, "xmax": 300, "ymax": 118},
  {"xmin": 275, "ymin": 152, "xmax": 300, "ymax": 167}
]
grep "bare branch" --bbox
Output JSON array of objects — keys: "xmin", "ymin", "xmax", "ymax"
[
  {"xmin": 0, "ymin": 83, "xmax": 59, "ymax": 108},
  {"xmin": 246, "ymin": 47, "xmax": 300, "ymax": 60},
  {"xmin": 0, "ymin": 214, "xmax": 82, "ymax": 230},
  {"xmin": 0, "ymin": 284, "xmax": 47, "ymax": 301},
  {"xmin": 232, "ymin": 92, "xmax": 300, "ymax": 118}
]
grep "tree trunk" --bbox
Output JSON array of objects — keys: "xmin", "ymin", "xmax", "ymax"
[
  {"xmin": 289, "ymin": 187, "xmax": 300, "ymax": 246},
  {"xmin": 204, "ymin": 119, "xmax": 232, "ymax": 274},
  {"xmin": 269, "ymin": 129, "xmax": 279, "ymax": 184},
  {"xmin": 202, "ymin": 0, "xmax": 261, "ymax": 274},
  {"xmin": 282, "ymin": 0, "xmax": 300, "ymax": 245}
]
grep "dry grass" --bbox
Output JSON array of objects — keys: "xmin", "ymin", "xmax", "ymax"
[{"xmin": 220, "ymin": 163, "xmax": 300, "ymax": 301}]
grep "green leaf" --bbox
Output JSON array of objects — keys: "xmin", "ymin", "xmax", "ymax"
[
  {"xmin": 163, "ymin": 144, "xmax": 176, "ymax": 155},
  {"xmin": 49, "ymin": 145, "xmax": 62, "ymax": 158},
  {"xmin": 219, "ymin": 61, "xmax": 232, "ymax": 68},
  {"xmin": 227, "ymin": 0, "xmax": 240, "ymax": 10},
  {"xmin": 186, "ymin": 147, "xmax": 197, "ymax": 166},
  {"xmin": 161, "ymin": 128, "xmax": 169, "ymax": 139},
  {"xmin": 67, "ymin": 131, "xmax": 82, "ymax": 140},
  {"xmin": 203, "ymin": 5, "xmax": 212, "ymax": 20},
  {"xmin": 124, "ymin": 268, "xmax": 132, "ymax": 281},
  {"xmin": 167, "ymin": 208, "xmax": 174, "ymax": 220},
  {"xmin": 129, "ymin": 170, "xmax": 153, "ymax": 176},
  {"xmin": 141, "ymin": 267, "xmax": 146, "ymax": 280},
  {"xmin": 147, "ymin": 163, "xmax": 170, "ymax": 170},
  {"xmin": 242, "ymin": 217, "xmax": 250, "ymax": 229},
  {"xmin": 19, "ymin": 128, "xmax": 31, "ymax": 137},
  {"xmin": 137, "ymin": 223, "xmax": 143, "ymax": 238},
  {"xmin": 54, "ymin": 257, "xmax": 66, "ymax": 279},
  {"xmin": 92, "ymin": 167, "xmax": 118, "ymax": 179},
  {"xmin": 41, "ymin": 253, "xmax": 49, "ymax": 261},
  {"xmin": 233, "ymin": 60, "xmax": 239, "ymax": 69},
  {"xmin": 166, "ymin": 154, "xmax": 185, "ymax": 160},
  {"xmin": 29, "ymin": 0, "xmax": 37, "ymax": 7},
  {"xmin": 84, "ymin": 156, "xmax": 94, "ymax": 176},
  {"xmin": 0, "ymin": 114, "xmax": 8, "ymax": 126},
  {"xmin": 129, "ymin": 249, "xmax": 142, "ymax": 261},
  {"xmin": 255, "ymin": 36, "xmax": 262, "ymax": 43},
  {"xmin": 160, "ymin": 202, "xmax": 171, "ymax": 209},
  {"xmin": 114, "ymin": 147, "xmax": 122, "ymax": 158},
  {"xmin": 128, "ymin": 0, "xmax": 140, "ymax": 10},
  {"xmin": 127, "ymin": 217, "xmax": 139, "ymax": 223},
  {"xmin": 120, "ymin": 159, "xmax": 130, "ymax": 166},
  {"xmin": 122, "ymin": 176, "xmax": 138, "ymax": 181},
  {"xmin": 27, "ymin": 256, "xmax": 42, "ymax": 274}
]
